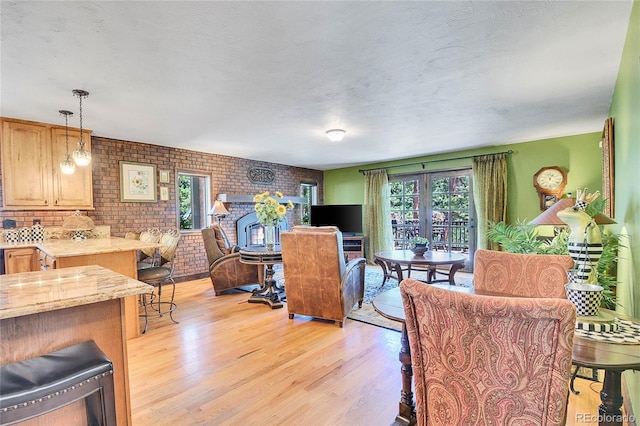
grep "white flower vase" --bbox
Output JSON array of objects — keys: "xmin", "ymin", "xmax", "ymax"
[{"xmin": 264, "ymin": 225, "xmax": 276, "ymax": 251}]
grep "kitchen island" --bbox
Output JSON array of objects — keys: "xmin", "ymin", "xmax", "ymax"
[
  {"xmin": 1, "ymin": 237, "xmax": 161, "ymax": 338},
  {"xmin": 0, "ymin": 265, "xmax": 152, "ymax": 425}
]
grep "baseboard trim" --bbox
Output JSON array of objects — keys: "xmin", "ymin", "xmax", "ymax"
[{"xmin": 175, "ymin": 272, "xmax": 208, "ymax": 283}]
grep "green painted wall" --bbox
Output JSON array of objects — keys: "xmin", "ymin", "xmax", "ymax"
[
  {"xmin": 608, "ymin": 0, "xmax": 640, "ymax": 412},
  {"xmin": 324, "ymin": 132, "xmax": 602, "ymax": 225}
]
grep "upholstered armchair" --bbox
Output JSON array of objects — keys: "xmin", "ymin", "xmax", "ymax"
[
  {"xmin": 474, "ymin": 249, "xmax": 574, "ymax": 298},
  {"xmin": 400, "ymin": 278, "xmax": 576, "ymax": 425},
  {"xmin": 201, "ymin": 225, "xmax": 259, "ymax": 296},
  {"xmin": 280, "ymin": 226, "xmax": 366, "ymax": 327}
]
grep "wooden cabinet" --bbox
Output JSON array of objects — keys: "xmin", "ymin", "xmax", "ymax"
[
  {"xmin": 343, "ymin": 236, "xmax": 365, "ymax": 261},
  {"xmin": 4, "ymin": 247, "xmax": 37, "ymax": 274},
  {"xmin": 1, "ymin": 117, "xmax": 93, "ymax": 210}
]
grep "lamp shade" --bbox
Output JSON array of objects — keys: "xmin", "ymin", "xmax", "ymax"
[
  {"xmin": 209, "ymin": 199, "xmax": 229, "ymax": 217},
  {"xmin": 326, "ymin": 129, "xmax": 346, "ymax": 142},
  {"xmin": 529, "ymin": 198, "xmax": 616, "ymax": 225}
]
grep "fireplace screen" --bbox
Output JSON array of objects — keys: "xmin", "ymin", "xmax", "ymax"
[{"xmin": 237, "ymin": 212, "xmax": 288, "ymax": 247}]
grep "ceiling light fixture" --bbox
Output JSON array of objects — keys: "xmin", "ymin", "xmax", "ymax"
[
  {"xmin": 71, "ymin": 89, "xmax": 91, "ymax": 166},
  {"xmin": 59, "ymin": 109, "xmax": 76, "ymax": 175},
  {"xmin": 326, "ymin": 128, "xmax": 346, "ymax": 142}
]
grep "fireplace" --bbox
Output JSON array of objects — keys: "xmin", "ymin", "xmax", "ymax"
[{"xmin": 236, "ymin": 212, "xmax": 288, "ymax": 247}]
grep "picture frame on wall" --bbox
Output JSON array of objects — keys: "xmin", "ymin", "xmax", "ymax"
[
  {"xmin": 601, "ymin": 117, "xmax": 614, "ymax": 217},
  {"xmin": 160, "ymin": 187, "xmax": 169, "ymax": 201},
  {"xmin": 120, "ymin": 161, "xmax": 157, "ymax": 202},
  {"xmin": 159, "ymin": 170, "xmax": 170, "ymax": 183}
]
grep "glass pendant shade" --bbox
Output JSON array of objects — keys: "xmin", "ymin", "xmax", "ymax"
[
  {"xmin": 72, "ymin": 143, "xmax": 92, "ymax": 166},
  {"xmin": 60, "ymin": 154, "xmax": 76, "ymax": 174},
  {"xmin": 59, "ymin": 109, "xmax": 75, "ymax": 175}
]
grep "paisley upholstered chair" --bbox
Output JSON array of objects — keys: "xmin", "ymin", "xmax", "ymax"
[
  {"xmin": 474, "ymin": 249, "xmax": 592, "ymax": 394},
  {"xmin": 280, "ymin": 226, "xmax": 366, "ymax": 327},
  {"xmin": 400, "ymin": 278, "xmax": 576, "ymax": 425},
  {"xmin": 473, "ymin": 249, "xmax": 574, "ymax": 298}
]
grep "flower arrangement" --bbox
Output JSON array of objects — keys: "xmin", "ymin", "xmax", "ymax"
[{"xmin": 253, "ymin": 191, "xmax": 294, "ymax": 226}]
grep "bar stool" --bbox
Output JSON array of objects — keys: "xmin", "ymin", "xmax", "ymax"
[
  {"xmin": 137, "ymin": 229, "xmax": 181, "ymax": 333},
  {"xmin": 0, "ymin": 340, "xmax": 116, "ymax": 426}
]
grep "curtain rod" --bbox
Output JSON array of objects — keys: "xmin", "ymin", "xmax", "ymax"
[{"xmin": 358, "ymin": 149, "xmax": 513, "ymax": 175}]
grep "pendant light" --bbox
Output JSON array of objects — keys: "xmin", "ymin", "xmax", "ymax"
[
  {"xmin": 59, "ymin": 110, "xmax": 76, "ymax": 175},
  {"xmin": 71, "ymin": 89, "xmax": 91, "ymax": 166}
]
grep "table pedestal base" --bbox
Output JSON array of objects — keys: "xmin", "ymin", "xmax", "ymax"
[
  {"xmin": 248, "ymin": 264, "xmax": 284, "ymax": 309},
  {"xmin": 598, "ymin": 370, "xmax": 624, "ymax": 426}
]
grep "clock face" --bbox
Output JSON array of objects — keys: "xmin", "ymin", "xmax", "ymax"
[{"xmin": 536, "ymin": 169, "xmax": 564, "ymax": 190}]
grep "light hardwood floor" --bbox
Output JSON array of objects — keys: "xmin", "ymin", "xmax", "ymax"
[{"xmin": 127, "ymin": 278, "xmax": 608, "ymax": 426}]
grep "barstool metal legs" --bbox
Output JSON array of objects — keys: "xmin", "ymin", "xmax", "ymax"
[{"xmin": 139, "ymin": 279, "xmax": 178, "ymax": 334}]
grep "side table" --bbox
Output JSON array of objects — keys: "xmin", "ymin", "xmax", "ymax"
[{"xmin": 239, "ymin": 245, "xmax": 284, "ymax": 309}]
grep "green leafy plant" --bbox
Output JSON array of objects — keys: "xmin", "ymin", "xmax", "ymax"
[
  {"xmin": 411, "ymin": 237, "xmax": 429, "ymax": 245},
  {"xmin": 487, "ymin": 220, "xmax": 619, "ymax": 308}
]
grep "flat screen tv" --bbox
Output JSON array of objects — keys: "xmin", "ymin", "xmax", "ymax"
[{"xmin": 310, "ymin": 204, "xmax": 363, "ymax": 235}]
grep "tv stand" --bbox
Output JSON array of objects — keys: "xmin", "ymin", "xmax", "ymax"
[{"xmin": 343, "ymin": 235, "xmax": 365, "ymax": 261}]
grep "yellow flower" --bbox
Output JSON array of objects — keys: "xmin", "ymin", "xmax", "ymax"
[{"xmin": 253, "ymin": 190, "xmax": 294, "ymax": 226}]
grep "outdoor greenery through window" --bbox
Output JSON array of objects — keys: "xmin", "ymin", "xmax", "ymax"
[
  {"xmin": 300, "ymin": 183, "xmax": 317, "ymax": 225},
  {"xmin": 390, "ymin": 178, "xmax": 421, "ymax": 248},
  {"xmin": 390, "ymin": 170, "xmax": 475, "ymax": 261},
  {"xmin": 178, "ymin": 172, "xmax": 211, "ymax": 231}
]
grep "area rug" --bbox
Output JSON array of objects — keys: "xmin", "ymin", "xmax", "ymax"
[{"xmin": 347, "ymin": 265, "xmax": 473, "ymax": 331}]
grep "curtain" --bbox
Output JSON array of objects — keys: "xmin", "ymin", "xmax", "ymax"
[
  {"xmin": 364, "ymin": 169, "xmax": 394, "ymax": 262},
  {"xmin": 472, "ymin": 153, "xmax": 508, "ymax": 250}
]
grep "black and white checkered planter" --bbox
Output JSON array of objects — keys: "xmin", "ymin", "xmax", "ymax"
[{"xmin": 565, "ymin": 283, "xmax": 604, "ymax": 317}]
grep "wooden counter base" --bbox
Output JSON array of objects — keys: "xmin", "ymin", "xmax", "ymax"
[{"xmin": 55, "ymin": 250, "xmax": 141, "ymax": 339}]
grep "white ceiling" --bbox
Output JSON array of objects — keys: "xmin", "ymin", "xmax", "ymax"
[{"xmin": 1, "ymin": 1, "xmax": 633, "ymax": 171}]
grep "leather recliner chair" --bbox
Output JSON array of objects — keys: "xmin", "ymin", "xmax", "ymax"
[
  {"xmin": 202, "ymin": 225, "xmax": 259, "ymax": 296},
  {"xmin": 280, "ymin": 225, "xmax": 366, "ymax": 327}
]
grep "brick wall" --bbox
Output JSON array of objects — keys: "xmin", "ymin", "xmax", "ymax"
[{"xmin": 0, "ymin": 135, "xmax": 324, "ymax": 280}]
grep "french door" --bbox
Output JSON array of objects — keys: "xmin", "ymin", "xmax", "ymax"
[{"xmin": 390, "ymin": 169, "xmax": 476, "ymax": 271}]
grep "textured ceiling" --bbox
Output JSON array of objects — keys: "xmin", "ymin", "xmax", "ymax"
[{"xmin": 0, "ymin": 1, "xmax": 633, "ymax": 170}]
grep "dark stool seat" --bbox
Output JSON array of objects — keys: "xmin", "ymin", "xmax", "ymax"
[{"xmin": 0, "ymin": 340, "xmax": 116, "ymax": 426}]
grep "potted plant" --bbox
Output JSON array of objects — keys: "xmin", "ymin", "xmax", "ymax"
[
  {"xmin": 487, "ymin": 220, "xmax": 619, "ymax": 309},
  {"xmin": 410, "ymin": 237, "xmax": 429, "ymax": 256}
]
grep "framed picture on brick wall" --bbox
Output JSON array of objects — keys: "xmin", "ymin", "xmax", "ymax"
[
  {"xmin": 159, "ymin": 170, "xmax": 170, "ymax": 183},
  {"xmin": 120, "ymin": 161, "xmax": 157, "ymax": 202}
]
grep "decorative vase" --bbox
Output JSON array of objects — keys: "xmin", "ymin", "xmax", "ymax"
[
  {"xmin": 565, "ymin": 282, "xmax": 604, "ymax": 317},
  {"xmin": 411, "ymin": 243, "xmax": 428, "ymax": 256},
  {"xmin": 264, "ymin": 225, "xmax": 276, "ymax": 251}
]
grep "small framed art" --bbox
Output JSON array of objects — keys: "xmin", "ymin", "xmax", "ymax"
[
  {"xmin": 159, "ymin": 170, "xmax": 170, "ymax": 183},
  {"xmin": 120, "ymin": 161, "xmax": 157, "ymax": 202},
  {"xmin": 160, "ymin": 187, "xmax": 169, "ymax": 201}
]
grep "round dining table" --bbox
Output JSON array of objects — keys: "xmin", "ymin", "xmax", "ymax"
[{"xmin": 374, "ymin": 250, "xmax": 467, "ymax": 285}]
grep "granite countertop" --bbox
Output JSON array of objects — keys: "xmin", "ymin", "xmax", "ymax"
[
  {"xmin": 0, "ymin": 237, "xmax": 161, "ymax": 258},
  {"xmin": 0, "ymin": 265, "xmax": 153, "ymax": 319}
]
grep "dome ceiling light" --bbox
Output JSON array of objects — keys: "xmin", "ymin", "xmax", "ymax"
[{"xmin": 326, "ymin": 129, "xmax": 346, "ymax": 142}]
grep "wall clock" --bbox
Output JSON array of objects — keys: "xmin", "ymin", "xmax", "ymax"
[{"xmin": 533, "ymin": 166, "xmax": 567, "ymax": 210}]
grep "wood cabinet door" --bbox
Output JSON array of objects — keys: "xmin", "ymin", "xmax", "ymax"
[
  {"xmin": 1, "ymin": 120, "xmax": 51, "ymax": 207},
  {"xmin": 5, "ymin": 247, "xmax": 37, "ymax": 274},
  {"xmin": 50, "ymin": 127, "xmax": 94, "ymax": 208}
]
